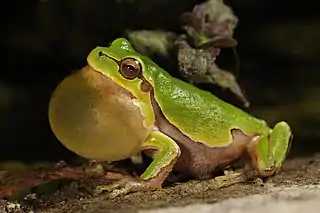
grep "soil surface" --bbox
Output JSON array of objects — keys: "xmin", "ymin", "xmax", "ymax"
[{"xmin": 1, "ymin": 153, "xmax": 320, "ymax": 213}]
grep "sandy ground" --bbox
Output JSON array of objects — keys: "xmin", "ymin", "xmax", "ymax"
[
  {"xmin": 142, "ymin": 185, "xmax": 320, "ymax": 213},
  {"xmin": 0, "ymin": 153, "xmax": 320, "ymax": 213}
]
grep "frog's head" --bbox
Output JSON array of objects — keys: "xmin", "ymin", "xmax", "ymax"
[
  {"xmin": 87, "ymin": 38, "xmax": 158, "ymax": 130},
  {"xmin": 87, "ymin": 38, "xmax": 158, "ymax": 102}
]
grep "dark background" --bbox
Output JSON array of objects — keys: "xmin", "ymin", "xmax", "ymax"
[{"xmin": 1, "ymin": 0, "xmax": 319, "ymax": 162}]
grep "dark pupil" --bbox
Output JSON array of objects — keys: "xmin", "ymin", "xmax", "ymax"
[{"xmin": 126, "ymin": 65, "xmax": 135, "ymax": 71}]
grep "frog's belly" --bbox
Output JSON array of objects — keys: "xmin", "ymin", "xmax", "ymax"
[
  {"xmin": 172, "ymin": 129, "xmax": 254, "ymax": 179},
  {"xmin": 49, "ymin": 66, "xmax": 150, "ymax": 162},
  {"xmin": 150, "ymin": 92, "xmax": 254, "ymax": 178}
]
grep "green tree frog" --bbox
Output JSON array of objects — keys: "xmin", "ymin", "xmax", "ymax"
[{"xmin": 48, "ymin": 38, "xmax": 292, "ymax": 197}]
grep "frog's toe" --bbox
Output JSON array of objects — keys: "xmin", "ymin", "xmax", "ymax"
[
  {"xmin": 108, "ymin": 185, "xmax": 135, "ymax": 198},
  {"xmin": 94, "ymin": 178, "xmax": 161, "ymax": 198},
  {"xmin": 94, "ymin": 179, "xmax": 128, "ymax": 197},
  {"xmin": 210, "ymin": 170, "xmax": 247, "ymax": 189},
  {"xmin": 96, "ymin": 182, "xmax": 132, "ymax": 198}
]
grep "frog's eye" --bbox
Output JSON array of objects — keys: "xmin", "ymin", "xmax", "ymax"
[{"xmin": 119, "ymin": 58, "xmax": 142, "ymax": 80}]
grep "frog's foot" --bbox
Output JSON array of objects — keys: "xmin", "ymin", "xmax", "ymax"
[
  {"xmin": 247, "ymin": 121, "xmax": 292, "ymax": 177},
  {"xmin": 210, "ymin": 170, "xmax": 248, "ymax": 189},
  {"xmin": 94, "ymin": 177, "xmax": 162, "ymax": 198},
  {"xmin": 94, "ymin": 131, "xmax": 180, "ymax": 198}
]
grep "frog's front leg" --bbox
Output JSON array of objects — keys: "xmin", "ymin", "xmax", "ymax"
[
  {"xmin": 247, "ymin": 121, "xmax": 292, "ymax": 177},
  {"xmin": 95, "ymin": 131, "xmax": 180, "ymax": 198}
]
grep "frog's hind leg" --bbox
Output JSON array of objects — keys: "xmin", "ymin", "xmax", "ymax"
[
  {"xmin": 210, "ymin": 122, "xmax": 292, "ymax": 189},
  {"xmin": 247, "ymin": 121, "xmax": 292, "ymax": 177}
]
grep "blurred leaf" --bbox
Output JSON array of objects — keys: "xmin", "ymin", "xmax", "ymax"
[
  {"xmin": 123, "ymin": 1, "xmax": 248, "ymax": 106},
  {"xmin": 127, "ymin": 30, "xmax": 177, "ymax": 57},
  {"xmin": 181, "ymin": 0, "xmax": 238, "ymax": 48},
  {"xmin": 176, "ymin": 38, "xmax": 249, "ymax": 107}
]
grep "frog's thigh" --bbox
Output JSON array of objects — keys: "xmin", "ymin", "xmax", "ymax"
[
  {"xmin": 140, "ymin": 131, "xmax": 181, "ymax": 181},
  {"xmin": 212, "ymin": 129, "xmax": 254, "ymax": 160}
]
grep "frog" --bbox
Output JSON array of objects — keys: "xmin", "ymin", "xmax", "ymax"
[{"xmin": 48, "ymin": 38, "xmax": 292, "ymax": 198}]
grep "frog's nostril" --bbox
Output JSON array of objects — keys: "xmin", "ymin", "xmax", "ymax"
[{"xmin": 98, "ymin": 51, "xmax": 105, "ymax": 57}]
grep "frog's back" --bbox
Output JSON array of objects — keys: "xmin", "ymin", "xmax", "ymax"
[{"xmin": 152, "ymin": 70, "xmax": 269, "ymax": 147}]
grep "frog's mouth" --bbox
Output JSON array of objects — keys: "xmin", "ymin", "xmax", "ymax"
[
  {"xmin": 87, "ymin": 50, "xmax": 136, "ymax": 99},
  {"xmin": 87, "ymin": 48, "xmax": 121, "ymax": 82},
  {"xmin": 87, "ymin": 65, "xmax": 136, "ymax": 100},
  {"xmin": 95, "ymin": 50, "xmax": 153, "ymax": 94},
  {"xmin": 98, "ymin": 51, "xmax": 121, "ymax": 65}
]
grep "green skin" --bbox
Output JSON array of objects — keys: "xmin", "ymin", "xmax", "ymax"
[{"xmin": 49, "ymin": 38, "xmax": 292, "ymax": 197}]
